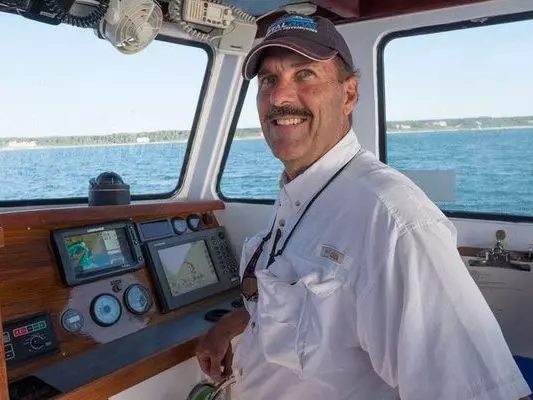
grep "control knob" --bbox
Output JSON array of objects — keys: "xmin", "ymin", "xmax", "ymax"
[{"xmin": 30, "ymin": 335, "xmax": 45, "ymax": 350}]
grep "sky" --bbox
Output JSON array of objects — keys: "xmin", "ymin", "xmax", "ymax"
[{"xmin": 0, "ymin": 11, "xmax": 532, "ymax": 137}]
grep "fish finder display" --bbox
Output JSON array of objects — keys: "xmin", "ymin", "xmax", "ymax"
[
  {"xmin": 65, "ymin": 228, "xmax": 133, "ymax": 273},
  {"xmin": 52, "ymin": 221, "xmax": 144, "ymax": 286},
  {"xmin": 157, "ymin": 240, "xmax": 219, "ymax": 296}
]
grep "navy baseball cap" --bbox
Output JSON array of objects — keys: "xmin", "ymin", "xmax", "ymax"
[{"xmin": 242, "ymin": 14, "xmax": 354, "ymax": 80}]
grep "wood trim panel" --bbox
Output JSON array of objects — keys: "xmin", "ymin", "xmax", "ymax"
[
  {"xmin": 2, "ymin": 271, "xmax": 231, "ymax": 381},
  {"xmin": 55, "ymin": 339, "xmax": 198, "ymax": 400},
  {"xmin": 0, "ymin": 305, "xmax": 8, "ymax": 400},
  {"xmin": 356, "ymin": 0, "xmax": 489, "ymax": 21},
  {"xmin": 458, "ymin": 246, "xmax": 531, "ymax": 260},
  {"xmin": 256, "ymin": 0, "xmax": 491, "ymax": 36},
  {"xmin": 458, "ymin": 246, "xmax": 485, "ymax": 257},
  {"xmin": 46, "ymin": 286, "xmax": 237, "ymax": 398},
  {"xmin": 0, "ymin": 200, "xmax": 224, "ymax": 229},
  {"xmin": 0, "ymin": 200, "xmax": 230, "ymax": 383},
  {"xmin": 315, "ymin": 0, "xmax": 360, "ymax": 18}
]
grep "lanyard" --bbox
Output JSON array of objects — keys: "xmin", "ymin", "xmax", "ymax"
[{"xmin": 265, "ymin": 149, "xmax": 361, "ymax": 267}]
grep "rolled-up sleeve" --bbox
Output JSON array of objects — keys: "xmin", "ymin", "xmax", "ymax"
[{"xmin": 356, "ymin": 220, "xmax": 531, "ymax": 400}]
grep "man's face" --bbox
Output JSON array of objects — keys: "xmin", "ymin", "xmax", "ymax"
[{"xmin": 256, "ymin": 48, "xmax": 358, "ymax": 178}]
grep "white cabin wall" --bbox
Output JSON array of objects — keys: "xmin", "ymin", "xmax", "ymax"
[{"xmin": 214, "ymin": 203, "xmax": 274, "ymax": 262}]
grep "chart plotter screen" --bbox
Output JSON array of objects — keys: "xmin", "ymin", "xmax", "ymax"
[
  {"xmin": 65, "ymin": 228, "xmax": 133, "ymax": 274},
  {"xmin": 157, "ymin": 240, "xmax": 219, "ymax": 296}
]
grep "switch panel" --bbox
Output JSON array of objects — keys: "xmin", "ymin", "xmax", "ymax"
[{"xmin": 3, "ymin": 312, "xmax": 59, "ymax": 367}]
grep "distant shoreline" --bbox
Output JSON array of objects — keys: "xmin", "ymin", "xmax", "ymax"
[
  {"xmin": 1, "ymin": 125, "xmax": 532, "ymax": 151},
  {"xmin": 0, "ymin": 140, "xmax": 186, "ymax": 151},
  {"xmin": 387, "ymin": 125, "xmax": 533, "ymax": 134},
  {"xmin": 0, "ymin": 135, "xmax": 264, "ymax": 151}
]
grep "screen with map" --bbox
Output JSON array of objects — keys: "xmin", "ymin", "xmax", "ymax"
[
  {"xmin": 65, "ymin": 228, "xmax": 134, "ymax": 274},
  {"xmin": 157, "ymin": 240, "xmax": 219, "ymax": 296}
]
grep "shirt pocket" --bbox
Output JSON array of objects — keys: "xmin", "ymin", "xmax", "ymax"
[
  {"xmin": 254, "ymin": 253, "xmax": 348, "ymax": 377},
  {"xmin": 255, "ymin": 267, "xmax": 309, "ymax": 376}
]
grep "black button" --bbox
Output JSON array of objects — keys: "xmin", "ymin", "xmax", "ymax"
[{"xmin": 204, "ymin": 309, "xmax": 230, "ymax": 322}]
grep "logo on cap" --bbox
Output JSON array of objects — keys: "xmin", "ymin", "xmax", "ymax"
[{"xmin": 266, "ymin": 15, "xmax": 318, "ymax": 38}]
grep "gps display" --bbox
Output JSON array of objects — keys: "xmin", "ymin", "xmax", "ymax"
[
  {"xmin": 66, "ymin": 229, "xmax": 132, "ymax": 273},
  {"xmin": 144, "ymin": 227, "xmax": 239, "ymax": 313},
  {"xmin": 158, "ymin": 240, "xmax": 219, "ymax": 296},
  {"xmin": 52, "ymin": 221, "xmax": 144, "ymax": 286}
]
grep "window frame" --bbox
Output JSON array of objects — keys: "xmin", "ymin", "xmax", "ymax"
[
  {"xmin": 376, "ymin": 10, "xmax": 533, "ymax": 222},
  {"xmin": 216, "ymin": 79, "xmax": 276, "ymax": 205},
  {"xmin": 0, "ymin": 33, "xmax": 214, "ymax": 208}
]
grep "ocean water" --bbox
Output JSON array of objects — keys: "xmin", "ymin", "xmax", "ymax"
[
  {"xmin": 1, "ymin": 128, "xmax": 533, "ymax": 217},
  {"xmin": 386, "ymin": 128, "xmax": 533, "ymax": 216}
]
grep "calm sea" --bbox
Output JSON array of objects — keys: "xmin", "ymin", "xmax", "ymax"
[{"xmin": 1, "ymin": 128, "xmax": 533, "ymax": 217}]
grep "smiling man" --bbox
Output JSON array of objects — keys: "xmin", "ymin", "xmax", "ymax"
[{"xmin": 195, "ymin": 14, "xmax": 531, "ymax": 400}]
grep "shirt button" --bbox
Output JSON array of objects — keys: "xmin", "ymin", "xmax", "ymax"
[
  {"xmin": 251, "ymin": 321, "xmax": 256, "ymax": 328},
  {"xmin": 295, "ymin": 201, "xmax": 301, "ymax": 207},
  {"xmin": 279, "ymin": 219, "xmax": 285, "ymax": 227}
]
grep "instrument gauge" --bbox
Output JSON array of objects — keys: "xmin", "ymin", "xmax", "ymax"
[
  {"xmin": 187, "ymin": 214, "xmax": 202, "ymax": 231},
  {"xmin": 61, "ymin": 309, "xmax": 84, "ymax": 333},
  {"xmin": 172, "ymin": 217, "xmax": 188, "ymax": 234},
  {"xmin": 90, "ymin": 294, "xmax": 122, "ymax": 327},
  {"xmin": 124, "ymin": 284, "xmax": 152, "ymax": 315}
]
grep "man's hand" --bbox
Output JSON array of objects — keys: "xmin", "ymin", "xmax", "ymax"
[
  {"xmin": 196, "ymin": 328, "xmax": 233, "ymax": 382},
  {"xmin": 195, "ymin": 307, "xmax": 250, "ymax": 382}
]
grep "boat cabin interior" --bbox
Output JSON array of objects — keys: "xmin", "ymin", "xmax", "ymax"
[{"xmin": 1, "ymin": 0, "xmax": 533, "ymax": 398}]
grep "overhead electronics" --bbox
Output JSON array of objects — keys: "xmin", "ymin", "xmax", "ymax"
[
  {"xmin": 98, "ymin": 0, "xmax": 163, "ymax": 54},
  {"xmin": 167, "ymin": 0, "xmax": 257, "ymax": 53},
  {"xmin": 51, "ymin": 220, "xmax": 144, "ymax": 286},
  {"xmin": 181, "ymin": 0, "xmax": 235, "ymax": 28},
  {"xmin": 144, "ymin": 227, "xmax": 239, "ymax": 313},
  {"xmin": 12, "ymin": 0, "xmax": 110, "ymax": 27}
]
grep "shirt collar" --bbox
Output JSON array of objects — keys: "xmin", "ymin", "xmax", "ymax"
[{"xmin": 279, "ymin": 129, "xmax": 361, "ymax": 209}]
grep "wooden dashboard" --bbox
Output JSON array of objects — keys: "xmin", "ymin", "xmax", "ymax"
[{"xmin": 0, "ymin": 201, "xmax": 241, "ymax": 399}]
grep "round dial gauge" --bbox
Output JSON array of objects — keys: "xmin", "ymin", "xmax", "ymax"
[
  {"xmin": 124, "ymin": 284, "xmax": 152, "ymax": 315},
  {"xmin": 90, "ymin": 294, "xmax": 122, "ymax": 327},
  {"xmin": 172, "ymin": 217, "xmax": 188, "ymax": 234},
  {"xmin": 61, "ymin": 309, "xmax": 84, "ymax": 333},
  {"xmin": 187, "ymin": 214, "xmax": 202, "ymax": 231}
]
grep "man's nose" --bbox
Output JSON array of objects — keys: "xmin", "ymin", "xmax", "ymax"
[{"xmin": 269, "ymin": 79, "xmax": 298, "ymax": 106}]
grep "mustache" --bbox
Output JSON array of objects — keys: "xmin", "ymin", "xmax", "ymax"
[{"xmin": 266, "ymin": 105, "xmax": 312, "ymax": 120}]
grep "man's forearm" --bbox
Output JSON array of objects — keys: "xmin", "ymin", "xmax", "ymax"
[{"xmin": 215, "ymin": 307, "xmax": 250, "ymax": 339}]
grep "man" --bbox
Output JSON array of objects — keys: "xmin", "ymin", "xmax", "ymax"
[{"xmin": 195, "ymin": 14, "xmax": 531, "ymax": 400}]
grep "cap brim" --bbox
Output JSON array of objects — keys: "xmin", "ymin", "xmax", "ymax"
[{"xmin": 242, "ymin": 38, "xmax": 337, "ymax": 80}]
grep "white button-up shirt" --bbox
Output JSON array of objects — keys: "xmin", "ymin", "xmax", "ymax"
[{"xmin": 232, "ymin": 130, "xmax": 530, "ymax": 400}]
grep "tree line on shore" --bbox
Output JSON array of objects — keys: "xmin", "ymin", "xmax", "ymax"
[
  {"xmin": 387, "ymin": 115, "xmax": 533, "ymax": 131},
  {"xmin": 2, "ymin": 116, "xmax": 532, "ymax": 147}
]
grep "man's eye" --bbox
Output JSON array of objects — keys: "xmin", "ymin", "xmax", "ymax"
[
  {"xmin": 259, "ymin": 75, "xmax": 276, "ymax": 89},
  {"xmin": 297, "ymin": 69, "xmax": 315, "ymax": 79}
]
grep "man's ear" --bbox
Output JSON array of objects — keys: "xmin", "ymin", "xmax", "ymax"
[{"xmin": 343, "ymin": 76, "xmax": 359, "ymax": 116}]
